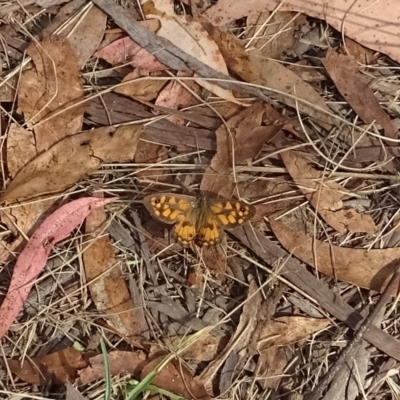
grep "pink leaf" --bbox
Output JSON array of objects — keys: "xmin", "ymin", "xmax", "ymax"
[
  {"xmin": 94, "ymin": 37, "xmax": 166, "ymax": 71},
  {"xmin": 0, "ymin": 197, "xmax": 115, "ymax": 340}
]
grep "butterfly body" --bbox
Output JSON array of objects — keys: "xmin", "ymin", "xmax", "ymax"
[{"xmin": 143, "ymin": 193, "xmax": 255, "ymax": 247}]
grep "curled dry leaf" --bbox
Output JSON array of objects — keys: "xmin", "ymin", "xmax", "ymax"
[
  {"xmin": 204, "ymin": 0, "xmax": 400, "ymax": 64},
  {"xmin": 18, "ymin": 35, "xmax": 84, "ymax": 153},
  {"xmin": 84, "ymin": 203, "xmax": 141, "ymax": 340},
  {"xmin": 1, "ymin": 125, "xmax": 142, "ymax": 203},
  {"xmin": 322, "ymin": 49, "xmax": 398, "ymax": 140},
  {"xmin": 0, "ymin": 197, "xmax": 115, "ymax": 340},
  {"xmin": 270, "ymin": 212, "xmax": 400, "ymax": 295},
  {"xmin": 281, "ymin": 151, "xmax": 377, "ymax": 234},
  {"xmin": 5, "ymin": 347, "xmax": 88, "ymax": 385}
]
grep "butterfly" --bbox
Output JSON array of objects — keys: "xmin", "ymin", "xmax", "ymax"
[{"xmin": 143, "ymin": 193, "xmax": 255, "ymax": 247}]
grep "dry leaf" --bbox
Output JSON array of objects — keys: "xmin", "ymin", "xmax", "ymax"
[
  {"xmin": 201, "ymin": 102, "xmax": 281, "ymax": 197},
  {"xmin": 79, "ymin": 350, "xmax": 146, "ymax": 384},
  {"xmin": 322, "ymin": 49, "xmax": 397, "ymax": 139},
  {"xmin": 94, "ymin": 36, "xmax": 166, "ymax": 70},
  {"xmin": 168, "ymin": 333, "xmax": 229, "ymax": 362},
  {"xmin": 66, "ymin": 382, "xmax": 88, "ymax": 400},
  {"xmin": 270, "ymin": 212, "xmax": 400, "ymax": 295},
  {"xmin": 204, "ymin": 0, "xmax": 400, "ymax": 64},
  {"xmin": 79, "ymin": 349, "xmax": 210, "ymax": 399},
  {"xmin": 141, "ymin": 354, "xmax": 210, "ymax": 400},
  {"xmin": 201, "ymin": 23, "xmax": 337, "ymax": 130},
  {"xmin": 281, "ymin": 151, "xmax": 377, "ymax": 234},
  {"xmin": 6, "ymin": 124, "xmax": 36, "ymax": 177},
  {"xmin": 1, "ymin": 125, "xmax": 142, "ymax": 203},
  {"xmin": 84, "ymin": 202, "xmax": 140, "ymax": 339},
  {"xmin": 115, "ymin": 70, "xmax": 167, "ymax": 100},
  {"xmin": 5, "ymin": 347, "xmax": 88, "ymax": 384},
  {"xmin": 18, "ymin": 35, "xmax": 84, "ymax": 152},
  {"xmin": 143, "ymin": 0, "xmax": 244, "ymax": 105},
  {"xmin": 46, "ymin": 1, "xmax": 107, "ymax": 67},
  {"xmin": 2, "ymin": 35, "xmax": 86, "ymax": 240},
  {"xmin": 245, "ymin": 11, "xmax": 306, "ymax": 59},
  {"xmin": 258, "ymin": 316, "xmax": 330, "ymax": 351},
  {"xmin": 0, "ymin": 198, "xmax": 114, "ymax": 340},
  {"xmin": 344, "ymin": 37, "xmax": 379, "ymax": 65},
  {"xmin": 134, "ymin": 140, "xmax": 169, "ymax": 180},
  {"xmin": 155, "ymin": 70, "xmax": 196, "ymax": 125},
  {"xmin": 238, "ymin": 177, "xmax": 299, "ymax": 218}
]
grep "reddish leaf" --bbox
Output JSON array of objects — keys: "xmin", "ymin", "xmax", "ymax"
[
  {"xmin": 94, "ymin": 36, "xmax": 166, "ymax": 70},
  {"xmin": 6, "ymin": 347, "xmax": 88, "ymax": 385},
  {"xmin": 0, "ymin": 197, "xmax": 114, "ymax": 340}
]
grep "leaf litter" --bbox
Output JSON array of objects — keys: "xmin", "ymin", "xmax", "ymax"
[{"xmin": 1, "ymin": 0, "xmax": 400, "ymax": 399}]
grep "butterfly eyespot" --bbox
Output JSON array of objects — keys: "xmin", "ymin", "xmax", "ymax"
[{"xmin": 154, "ymin": 199, "xmax": 161, "ymax": 204}]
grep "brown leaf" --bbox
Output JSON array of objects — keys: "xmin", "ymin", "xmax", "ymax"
[
  {"xmin": 168, "ymin": 333, "xmax": 230, "ymax": 362},
  {"xmin": 5, "ymin": 347, "xmax": 88, "ymax": 384},
  {"xmin": 140, "ymin": 355, "xmax": 210, "ymax": 400},
  {"xmin": 1, "ymin": 125, "xmax": 142, "ymax": 203},
  {"xmin": 18, "ymin": 35, "xmax": 84, "ymax": 153},
  {"xmin": 344, "ymin": 38, "xmax": 379, "ymax": 66},
  {"xmin": 245, "ymin": 11, "xmax": 306, "ymax": 59},
  {"xmin": 115, "ymin": 70, "xmax": 167, "ymax": 101},
  {"xmin": 204, "ymin": 0, "xmax": 400, "ymax": 65},
  {"xmin": 46, "ymin": 1, "xmax": 107, "ymax": 67},
  {"xmin": 6, "ymin": 124, "xmax": 36, "ymax": 178},
  {"xmin": 201, "ymin": 23, "xmax": 337, "ymax": 130},
  {"xmin": 200, "ymin": 242, "xmax": 227, "ymax": 276},
  {"xmin": 201, "ymin": 102, "xmax": 281, "ymax": 197},
  {"xmin": 322, "ymin": 49, "xmax": 398, "ymax": 139},
  {"xmin": 258, "ymin": 316, "xmax": 330, "ymax": 350},
  {"xmin": 145, "ymin": 3, "xmax": 243, "ymax": 105},
  {"xmin": 79, "ymin": 350, "xmax": 146, "ymax": 384},
  {"xmin": 270, "ymin": 213, "xmax": 400, "ymax": 294},
  {"xmin": 256, "ymin": 346, "xmax": 289, "ymax": 390},
  {"xmin": 134, "ymin": 140, "xmax": 169, "ymax": 180},
  {"xmin": 84, "ymin": 201, "xmax": 141, "ymax": 340},
  {"xmin": 281, "ymin": 151, "xmax": 377, "ymax": 234},
  {"xmin": 65, "ymin": 382, "xmax": 88, "ymax": 400}
]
